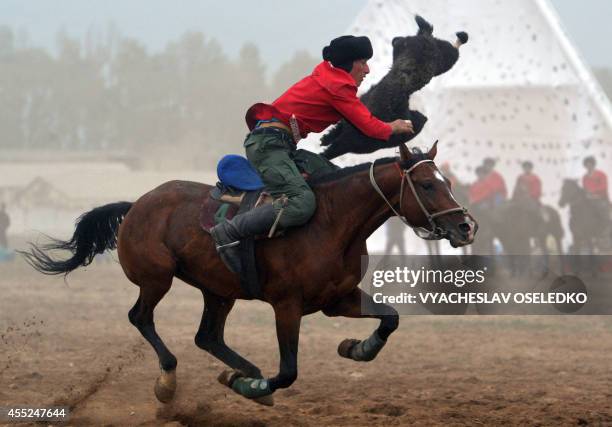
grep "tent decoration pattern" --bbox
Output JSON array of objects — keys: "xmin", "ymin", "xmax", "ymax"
[{"xmin": 333, "ymin": 0, "xmax": 612, "ymax": 204}]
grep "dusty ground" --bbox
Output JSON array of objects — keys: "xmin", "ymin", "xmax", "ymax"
[{"xmin": 1, "ymin": 256, "xmax": 612, "ymax": 427}]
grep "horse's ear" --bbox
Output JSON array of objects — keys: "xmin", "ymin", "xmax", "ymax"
[
  {"xmin": 399, "ymin": 143, "xmax": 411, "ymax": 161},
  {"xmin": 427, "ymin": 140, "xmax": 438, "ymax": 160}
]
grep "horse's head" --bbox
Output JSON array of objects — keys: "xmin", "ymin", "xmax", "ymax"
[
  {"xmin": 396, "ymin": 142, "xmax": 477, "ymax": 247},
  {"xmin": 559, "ymin": 178, "xmax": 581, "ymax": 207},
  {"xmin": 391, "ymin": 15, "xmax": 468, "ymax": 90}
]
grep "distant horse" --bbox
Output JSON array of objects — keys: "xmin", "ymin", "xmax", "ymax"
[
  {"xmin": 500, "ymin": 183, "xmax": 564, "ymax": 255},
  {"xmin": 559, "ymin": 179, "xmax": 611, "ymax": 254},
  {"xmin": 469, "ymin": 195, "xmax": 563, "ymax": 256},
  {"xmin": 21, "ymin": 143, "xmax": 476, "ymax": 406}
]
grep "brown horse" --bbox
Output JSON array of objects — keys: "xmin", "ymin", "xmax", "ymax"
[{"xmin": 21, "ymin": 143, "xmax": 476, "ymax": 406}]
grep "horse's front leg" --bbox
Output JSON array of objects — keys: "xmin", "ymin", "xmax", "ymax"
[
  {"xmin": 323, "ymin": 288, "xmax": 398, "ymax": 362},
  {"xmin": 218, "ymin": 298, "xmax": 302, "ymax": 406}
]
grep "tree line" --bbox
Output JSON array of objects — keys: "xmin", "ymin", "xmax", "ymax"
[
  {"xmin": 2, "ymin": 25, "xmax": 611, "ymax": 170},
  {"xmin": 0, "ymin": 26, "xmax": 317, "ymax": 168}
]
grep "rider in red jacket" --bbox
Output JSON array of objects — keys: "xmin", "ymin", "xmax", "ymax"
[
  {"xmin": 246, "ymin": 60, "xmax": 393, "ymax": 140},
  {"xmin": 582, "ymin": 156, "xmax": 609, "ymax": 229},
  {"xmin": 513, "ymin": 161, "xmax": 542, "ymax": 202},
  {"xmin": 480, "ymin": 158, "xmax": 507, "ymax": 207},
  {"xmin": 469, "ymin": 166, "xmax": 487, "ymax": 205},
  {"xmin": 469, "ymin": 158, "xmax": 507, "ymax": 209},
  {"xmin": 583, "ymin": 156, "xmax": 609, "ymax": 202},
  {"xmin": 211, "ymin": 36, "xmax": 413, "ymax": 270}
]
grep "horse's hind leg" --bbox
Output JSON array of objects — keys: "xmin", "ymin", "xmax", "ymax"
[
  {"xmin": 323, "ymin": 287, "xmax": 399, "ymax": 362},
  {"xmin": 194, "ymin": 291, "xmax": 262, "ymax": 379},
  {"xmin": 128, "ymin": 275, "xmax": 177, "ymax": 403}
]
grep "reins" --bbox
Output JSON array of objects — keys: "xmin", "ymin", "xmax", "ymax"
[{"xmin": 369, "ymin": 159, "xmax": 467, "ymax": 240}]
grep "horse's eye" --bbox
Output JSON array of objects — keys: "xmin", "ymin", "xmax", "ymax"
[{"xmin": 420, "ymin": 181, "xmax": 434, "ymax": 191}]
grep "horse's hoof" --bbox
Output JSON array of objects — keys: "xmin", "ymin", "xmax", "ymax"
[
  {"xmin": 154, "ymin": 369, "xmax": 177, "ymax": 403},
  {"xmin": 338, "ymin": 338, "xmax": 360, "ymax": 359},
  {"xmin": 217, "ymin": 369, "xmax": 244, "ymax": 387},
  {"xmin": 252, "ymin": 394, "xmax": 274, "ymax": 406},
  {"xmin": 217, "ymin": 370, "xmax": 275, "ymax": 406}
]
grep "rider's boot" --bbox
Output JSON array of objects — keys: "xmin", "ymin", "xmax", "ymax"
[{"xmin": 210, "ymin": 203, "xmax": 277, "ymax": 273}]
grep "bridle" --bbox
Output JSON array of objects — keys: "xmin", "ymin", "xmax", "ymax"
[{"xmin": 369, "ymin": 159, "xmax": 468, "ymax": 240}]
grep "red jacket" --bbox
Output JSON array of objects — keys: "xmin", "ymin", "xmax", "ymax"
[
  {"xmin": 583, "ymin": 169, "xmax": 609, "ymax": 199},
  {"xmin": 469, "ymin": 171, "xmax": 507, "ymax": 205},
  {"xmin": 488, "ymin": 171, "xmax": 507, "ymax": 198},
  {"xmin": 514, "ymin": 173, "xmax": 542, "ymax": 201},
  {"xmin": 469, "ymin": 179, "xmax": 489, "ymax": 205},
  {"xmin": 245, "ymin": 61, "xmax": 392, "ymax": 141}
]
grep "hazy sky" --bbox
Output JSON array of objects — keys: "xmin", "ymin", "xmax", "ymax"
[{"xmin": 1, "ymin": 0, "xmax": 611, "ymax": 70}]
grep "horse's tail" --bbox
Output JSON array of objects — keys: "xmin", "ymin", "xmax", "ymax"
[{"xmin": 19, "ymin": 201, "xmax": 132, "ymax": 275}]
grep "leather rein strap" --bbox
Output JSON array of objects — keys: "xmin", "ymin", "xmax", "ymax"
[{"xmin": 369, "ymin": 159, "xmax": 466, "ymax": 240}]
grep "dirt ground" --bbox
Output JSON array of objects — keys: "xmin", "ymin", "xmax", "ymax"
[{"xmin": 1, "ymin": 256, "xmax": 612, "ymax": 427}]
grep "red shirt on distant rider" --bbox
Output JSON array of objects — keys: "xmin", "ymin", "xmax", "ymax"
[
  {"xmin": 469, "ymin": 166, "xmax": 489, "ymax": 205},
  {"xmin": 472, "ymin": 158, "xmax": 507, "ymax": 207},
  {"xmin": 582, "ymin": 156, "xmax": 609, "ymax": 201},
  {"xmin": 513, "ymin": 161, "xmax": 542, "ymax": 202}
]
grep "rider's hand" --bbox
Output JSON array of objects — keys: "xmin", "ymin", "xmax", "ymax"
[{"xmin": 389, "ymin": 119, "xmax": 414, "ymax": 135}]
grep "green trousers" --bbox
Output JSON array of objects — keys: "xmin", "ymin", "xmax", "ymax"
[{"xmin": 245, "ymin": 131, "xmax": 316, "ymax": 229}]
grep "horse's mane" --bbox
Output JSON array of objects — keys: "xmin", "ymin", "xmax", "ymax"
[
  {"xmin": 307, "ymin": 157, "xmax": 397, "ymax": 187},
  {"xmin": 308, "ymin": 150, "xmax": 429, "ymax": 187}
]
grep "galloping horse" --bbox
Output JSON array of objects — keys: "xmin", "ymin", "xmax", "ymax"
[{"xmin": 21, "ymin": 143, "xmax": 476, "ymax": 406}]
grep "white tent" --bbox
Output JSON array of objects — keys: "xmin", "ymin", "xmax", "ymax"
[
  {"xmin": 307, "ymin": 0, "xmax": 612, "ymax": 204},
  {"xmin": 301, "ymin": 0, "xmax": 612, "ymax": 253}
]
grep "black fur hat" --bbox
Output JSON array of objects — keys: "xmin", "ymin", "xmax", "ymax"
[{"xmin": 322, "ymin": 35, "xmax": 373, "ymax": 72}]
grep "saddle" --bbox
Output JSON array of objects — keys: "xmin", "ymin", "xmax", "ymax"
[
  {"xmin": 199, "ymin": 155, "xmax": 280, "ymax": 235},
  {"xmin": 200, "ymin": 150, "xmax": 339, "ymax": 233}
]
